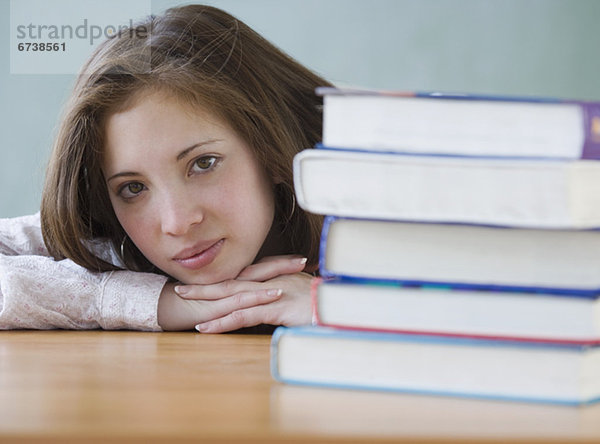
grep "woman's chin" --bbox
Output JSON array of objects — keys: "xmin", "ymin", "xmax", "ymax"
[{"xmin": 173, "ymin": 268, "xmax": 242, "ymax": 286}]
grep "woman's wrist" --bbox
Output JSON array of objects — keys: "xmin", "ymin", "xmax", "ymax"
[{"xmin": 157, "ymin": 281, "xmax": 198, "ymax": 331}]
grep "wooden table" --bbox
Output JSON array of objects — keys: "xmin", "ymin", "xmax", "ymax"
[{"xmin": 2, "ymin": 331, "xmax": 600, "ymax": 443}]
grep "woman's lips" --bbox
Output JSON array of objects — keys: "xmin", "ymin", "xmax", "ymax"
[{"xmin": 172, "ymin": 239, "xmax": 224, "ymax": 270}]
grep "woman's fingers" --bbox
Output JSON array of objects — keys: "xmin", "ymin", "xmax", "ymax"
[
  {"xmin": 202, "ymin": 287, "xmax": 283, "ymax": 326},
  {"xmin": 174, "ymin": 279, "xmax": 260, "ymax": 300},
  {"xmin": 195, "ymin": 273, "xmax": 314, "ymax": 333},
  {"xmin": 236, "ymin": 255, "xmax": 307, "ymax": 282},
  {"xmin": 174, "ymin": 255, "xmax": 308, "ymax": 300},
  {"xmin": 170, "ymin": 280, "xmax": 282, "ymax": 328},
  {"xmin": 170, "ymin": 261, "xmax": 313, "ymax": 332},
  {"xmin": 195, "ymin": 304, "xmax": 271, "ymax": 333},
  {"xmin": 218, "ymin": 287, "xmax": 282, "ymax": 317}
]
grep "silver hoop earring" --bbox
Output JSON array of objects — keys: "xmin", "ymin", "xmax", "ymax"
[
  {"xmin": 119, "ymin": 236, "xmax": 127, "ymax": 264},
  {"xmin": 287, "ymin": 193, "xmax": 296, "ymax": 222}
]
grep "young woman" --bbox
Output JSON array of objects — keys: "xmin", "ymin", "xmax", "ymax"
[{"xmin": 0, "ymin": 4, "xmax": 330, "ymax": 332}]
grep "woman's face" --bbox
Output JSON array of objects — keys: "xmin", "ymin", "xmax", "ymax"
[{"xmin": 102, "ymin": 91, "xmax": 275, "ymax": 284}]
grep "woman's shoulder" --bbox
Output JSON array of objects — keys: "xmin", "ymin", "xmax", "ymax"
[
  {"xmin": 0, "ymin": 212, "xmax": 41, "ymax": 227},
  {"xmin": 0, "ymin": 212, "xmax": 47, "ymax": 256}
]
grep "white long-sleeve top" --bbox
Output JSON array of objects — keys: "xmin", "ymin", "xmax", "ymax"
[{"xmin": 0, "ymin": 213, "xmax": 168, "ymax": 331}]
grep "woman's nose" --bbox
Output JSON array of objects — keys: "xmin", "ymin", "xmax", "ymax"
[{"xmin": 159, "ymin": 190, "xmax": 204, "ymax": 236}]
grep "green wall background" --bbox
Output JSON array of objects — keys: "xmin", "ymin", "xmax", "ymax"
[{"xmin": 2, "ymin": 0, "xmax": 600, "ymax": 217}]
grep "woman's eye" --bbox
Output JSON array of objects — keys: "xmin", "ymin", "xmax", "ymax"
[
  {"xmin": 119, "ymin": 182, "xmax": 145, "ymax": 199},
  {"xmin": 191, "ymin": 155, "xmax": 219, "ymax": 174}
]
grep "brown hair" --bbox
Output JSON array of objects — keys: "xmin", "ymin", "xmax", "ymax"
[{"xmin": 41, "ymin": 4, "xmax": 330, "ymax": 274}]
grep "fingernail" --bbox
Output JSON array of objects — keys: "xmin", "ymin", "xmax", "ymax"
[
  {"xmin": 174, "ymin": 285, "xmax": 188, "ymax": 296},
  {"xmin": 297, "ymin": 257, "xmax": 308, "ymax": 265},
  {"xmin": 267, "ymin": 289, "xmax": 283, "ymax": 297},
  {"xmin": 195, "ymin": 324, "xmax": 207, "ymax": 332}
]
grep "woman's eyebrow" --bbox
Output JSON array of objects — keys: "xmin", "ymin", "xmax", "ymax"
[
  {"xmin": 106, "ymin": 171, "xmax": 140, "ymax": 183},
  {"xmin": 176, "ymin": 139, "xmax": 222, "ymax": 161}
]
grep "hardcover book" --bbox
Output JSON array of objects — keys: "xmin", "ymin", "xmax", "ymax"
[
  {"xmin": 313, "ymin": 279, "xmax": 600, "ymax": 343},
  {"xmin": 320, "ymin": 217, "xmax": 600, "ymax": 295},
  {"xmin": 318, "ymin": 87, "xmax": 600, "ymax": 159},
  {"xmin": 294, "ymin": 148, "xmax": 600, "ymax": 228},
  {"xmin": 271, "ymin": 326, "xmax": 600, "ymax": 405}
]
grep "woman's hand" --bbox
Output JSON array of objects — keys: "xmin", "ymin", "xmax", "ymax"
[
  {"xmin": 156, "ymin": 280, "xmax": 285, "ymax": 331},
  {"xmin": 236, "ymin": 254, "xmax": 309, "ymax": 281},
  {"xmin": 156, "ymin": 255, "xmax": 314, "ymax": 332},
  {"xmin": 193, "ymin": 270, "xmax": 313, "ymax": 333}
]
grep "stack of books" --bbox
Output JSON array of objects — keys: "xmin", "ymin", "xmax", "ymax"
[{"xmin": 270, "ymin": 87, "xmax": 600, "ymax": 405}]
